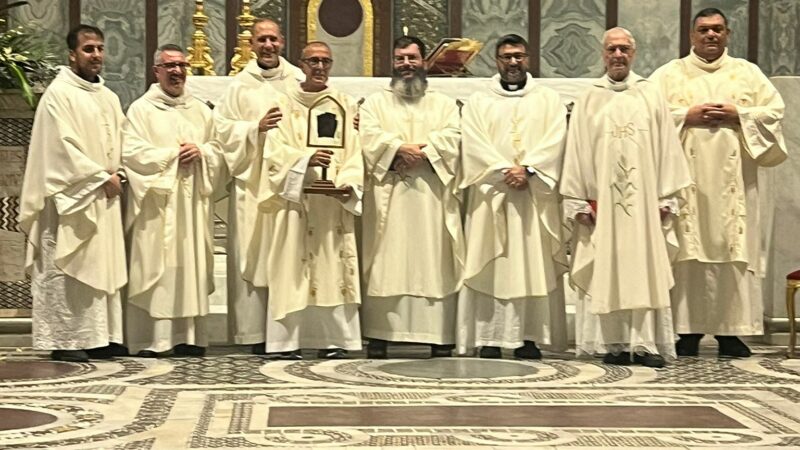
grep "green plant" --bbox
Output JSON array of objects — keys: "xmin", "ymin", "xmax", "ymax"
[{"xmin": 0, "ymin": 2, "xmax": 59, "ymax": 108}]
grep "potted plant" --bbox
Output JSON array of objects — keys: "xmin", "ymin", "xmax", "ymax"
[{"xmin": 0, "ymin": 1, "xmax": 59, "ymax": 108}]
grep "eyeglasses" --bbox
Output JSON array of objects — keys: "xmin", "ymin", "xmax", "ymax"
[
  {"xmin": 497, "ymin": 53, "xmax": 528, "ymax": 63},
  {"xmin": 156, "ymin": 62, "xmax": 190, "ymax": 71},
  {"xmin": 301, "ymin": 57, "xmax": 333, "ymax": 68}
]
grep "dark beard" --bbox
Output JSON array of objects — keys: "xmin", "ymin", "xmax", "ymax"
[{"xmin": 390, "ymin": 68, "xmax": 428, "ymax": 99}]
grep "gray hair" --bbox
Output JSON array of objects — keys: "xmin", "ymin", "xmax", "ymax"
[
  {"xmin": 602, "ymin": 27, "xmax": 636, "ymax": 50},
  {"xmin": 154, "ymin": 44, "xmax": 184, "ymax": 65}
]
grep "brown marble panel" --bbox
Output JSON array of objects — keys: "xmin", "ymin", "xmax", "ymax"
[
  {"xmin": 0, "ymin": 361, "xmax": 83, "ymax": 381},
  {"xmin": 0, "ymin": 408, "xmax": 58, "ymax": 431},
  {"xmin": 267, "ymin": 405, "xmax": 745, "ymax": 428}
]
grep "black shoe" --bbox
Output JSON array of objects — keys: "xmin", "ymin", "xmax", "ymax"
[
  {"xmin": 633, "ymin": 352, "xmax": 666, "ymax": 368},
  {"xmin": 318, "ymin": 348, "xmax": 348, "ymax": 359},
  {"xmin": 264, "ymin": 350, "xmax": 303, "ymax": 360},
  {"xmin": 513, "ymin": 341, "xmax": 542, "ymax": 360},
  {"xmin": 431, "ymin": 344, "xmax": 453, "ymax": 358},
  {"xmin": 85, "ymin": 346, "xmax": 113, "ymax": 360},
  {"xmin": 108, "ymin": 343, "xmax": 129, "ymax": 357},
  {"xmin": 675, "ymin": 334, "xmax": 703, "ymax": 356},
  {"xmin": 136, "ymin": 350, "xmax": 159, "ymax": 358},
  {"xmin": 174, "ymin": 344, "xmax": 206, "ymax": 357},
  {"xmin": 366, "ymin": 339, "xmax": 388, "ymax": 359},
  {"xmin": 251, "ymin": 342, "xmax": 266, "ymax": 355},
  {"xmin": 716, "ymin": 336, "xmax": 752, "ymax": 358},
  {"xmin": 603, "ymin": 351, "xmax": 632, "ymax": 365},
  {"xmin": 51, "ymin": 350, "xmax": 89, "ymax": 362},
  {"xmin": 479, "ymin": 346, "xmax": 502, "ymax": 359}
]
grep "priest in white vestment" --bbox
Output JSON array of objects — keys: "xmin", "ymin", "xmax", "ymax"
[
  {"xmin": 457, "ymin": 34, "xmax": 567, "ymax": 359},
  {"xmin": 650, "ymin": 8, "xmax": 786, "ymax": 358},
  {"xmin": 360, "ymin": 36, "xmax": 465, "ymax": 358},
  {"xmin": 213, "ymin": 19, "xmax": 302, "ymax": 353},
  {"xmin": 20, "ymin": 26, "xmax": 127, "ymax": 362},
  {"xmin": 561, "ymin": 28, "xmax": 692, "ymax": 367},
  {"xmin": 258, "ymin": 42, "xmax": 362, "ymax": 358},
  {"xmin": 122, "ymin": 45, "xmax": 223, "ymax": 357}
]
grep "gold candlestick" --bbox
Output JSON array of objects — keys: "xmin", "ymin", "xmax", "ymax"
[
  {"xmin": 229, "ymin": 0, "xmax": 256, "ymax": 75},
  {"xmin": 186, "ymin": 0, "xmax": 216, "ymax": 75}
]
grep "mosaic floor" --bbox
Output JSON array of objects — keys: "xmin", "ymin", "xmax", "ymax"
[{"xmin": 1, "ymin": 345, "xmax": 800, "ymax": 449}]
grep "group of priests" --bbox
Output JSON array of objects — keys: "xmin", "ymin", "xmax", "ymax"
[{"xmin": 20, "ymin": 7, "xmax": 786, "ymax": 368}]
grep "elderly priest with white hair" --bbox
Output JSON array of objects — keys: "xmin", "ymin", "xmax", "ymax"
[{"xmin": 561, "ymin": 27, "xmax": 692, "ymax": 368}]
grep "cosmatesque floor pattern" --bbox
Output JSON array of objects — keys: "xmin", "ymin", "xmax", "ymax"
[{"xmin": 1, "ymin": 345, "xmax": 800, "ymax": 449}]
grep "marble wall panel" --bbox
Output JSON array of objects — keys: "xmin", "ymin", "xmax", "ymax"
[
  {"xmin": 158, "ymin": 0, "xmax": 230, "ymax": 75},
  {"xmin": 540, "ymin": 0, "xmax": 606, "ymax": 78},
  {"xmin": 393, "ymin": 0, "xmax": 449, "ymax": 58},
  {"xmin": 618, "ymin": 0, "xmax": 680, "ymax": 76},
  {"xmin": 204, "ymin": 0, "xmax": 228, "ymax": 76},
  {"xmin": 252, "ymin": 0, "xmax": 287, "ymax": 27},
  {"xmin": 157, "ymin": 0, "xmax": 194, "ymax": 52},
  {"xmin": 81, "ymin": 0, "xmax": 146, "ymax": 110},
  {"xmin": 762, "ymin": 77, "xmax": 800, "ymax": 323},
  {"xmin": 691, "ymin": 0, "xmax": 748, "ymax": 59},
  {"xmin": 759, "ymin": 0, "xmax": 800, "ymax": 76},
  {"xmin": 7, "ymin": 0, "xmax": 69, "ymax": 62},
  {"xmin": 462, "ymin": 0, "xmax": 528, "ymax": 77}
]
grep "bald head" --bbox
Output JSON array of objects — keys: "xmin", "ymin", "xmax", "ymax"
[
  {"xmin": 252, "ymin": 18, "xmax": 281, "ymax": 37},
  {"xmin": 302, "ymin": 41, "xmax": 331, "ymax": 58},
  {"xmin": 251, "ymin": 18, "xmax": 284, "ymax": 69},
  {"xmin": 299, "ymin": 41, "xmax": 332, "ymax": 92}
]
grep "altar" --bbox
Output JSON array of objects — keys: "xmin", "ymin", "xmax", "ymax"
[{"xmin": 187, "ymin": 76, "xmax": 596, "ymax": 107}]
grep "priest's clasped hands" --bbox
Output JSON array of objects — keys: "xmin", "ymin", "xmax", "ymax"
[
  {"xmin": 685, "ymin": 102, "xmax": 740, "ymax": 128},
  {"xmin": 501, "ymin": 166, "xmax": 529, "ymax": 190},
  {"xmin": 178, "ymin": 143, "xmax": 202, "ymax": 168},
  {"xmin": 392, "ymin": 143, "xmax": 428, "ymax": 174}
]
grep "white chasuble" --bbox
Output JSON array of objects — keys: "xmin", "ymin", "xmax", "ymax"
[
  {"xmin": 359, "ymin": 88, "xmax": 464, "ymax": 344},
  {"xmin": 561, "ymin": 74, "xmax": 692, "ymax": 314},
  {"xmin": 457, "ymin": 74, "xmax": 568, "ymax": 353},
  {"xmin": 262, "ymin": 86, "xmax": 363, "ymax": 318},
  {"xmin": 20, "ymin": 67, "xmax": 127, "ymax": 349},
  {"xmin": 123, "ymin": 84, "xmax": 222, "ymax": 323},
  {"xmin": 213, "ymin": 59, "xmax": 298, "ymax": 344},
  {"xmin": 259, "ymin": 86, "xmax": 363, "ymax": 351},
  {"xmin": 360, "ymin": 89, "xmax": 465, "ymax": 296},
  {"xmin": 560, "ymin": 74, "xmax": 692, "ymax": 357},
  {"xmin": 651, "ymin": 50, "xmax": 787, "ymax": 335}
]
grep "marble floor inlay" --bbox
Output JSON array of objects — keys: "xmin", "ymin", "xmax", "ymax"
[{"xmin": 1, "ymin": 345, "xmax": 799, "ymax": 448}]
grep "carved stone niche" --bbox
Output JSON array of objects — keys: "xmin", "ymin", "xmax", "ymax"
[{"xmin": 0, "ymin": 90, "xmax": 34, "ymax": 317}]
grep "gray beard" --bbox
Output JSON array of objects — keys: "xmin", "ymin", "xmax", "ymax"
[{"xmin": 390, "ymin": 72, "xmax": 428, "ymax": 99}]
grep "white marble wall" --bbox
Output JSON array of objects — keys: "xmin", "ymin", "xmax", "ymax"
[
  {"xmin": 618, "ymin": 0, "xmax": 680, "ymax": 76},
  {"xmin": 81, "ymin": 0, "xmax": 147, "ymax": 110},
  {"xmin": 759, "ymin": 0, "xmax": 800, "ymax": 76},
  {"xmin": 7, "ymin": 0, "xmax": 69, "ymax": 61},
  {"xmin": 462, "ymin": 0, "xmax": 529, "ymax": 77},
  {"xmin": 762, "ymin": 76, "xmax": 800, "ymax": 340},
  {"xmin": 539, "ymin": 0, "xmax": 606, "ymax": 78}
]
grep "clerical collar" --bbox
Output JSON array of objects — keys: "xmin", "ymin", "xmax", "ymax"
[
  {"xmin": 606, "ymin": 75, "xmax": 629, "ymax": 92},
  {"xmin": 500, "ymin": 78, "xmax": 526, "ymax": 92},
  {"xmin": 292, "ymin": 85, "xmax": 332, "ymax": 107},
  {"xmin": 257, "ymin": 59, "xmax": 289, "ymax": 80},
  {"xmin": 144, "ymin": 83, "xmax": 189, "ymax": 109},
  {"xmin": 689, "ymin": 47, "xmax": 727, "ymax": 71},
  {"xmin": 60, "ymin": 65, "xmax": 104, "ymax": 92}
]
